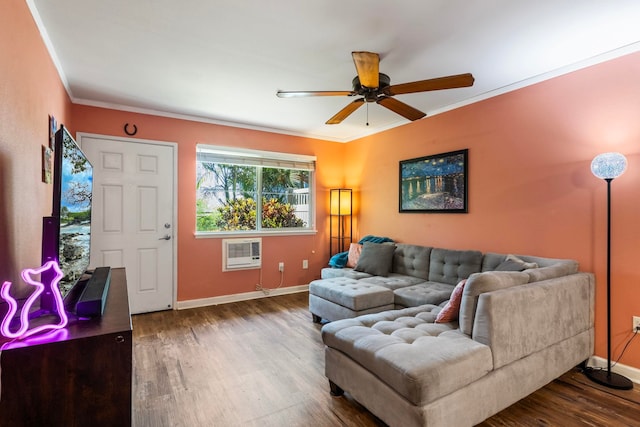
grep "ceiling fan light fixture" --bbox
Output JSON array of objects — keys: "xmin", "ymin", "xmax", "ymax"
[{"xmin": 352, "ymin": 73, "xmax": 391, "ymax": 102}]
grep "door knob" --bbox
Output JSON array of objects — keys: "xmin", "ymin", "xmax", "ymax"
[{"xmin": 159, "ymin": 234, "xmax": 171, "ymax": 240}]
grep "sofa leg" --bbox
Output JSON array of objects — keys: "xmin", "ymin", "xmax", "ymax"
[
  {"xmin": 312, "ymin": 313, "xmax": 322, "ymax": 323},
  {"xmin": 329, "ymin": 380, "xmax": 344, "ymax": 397}
]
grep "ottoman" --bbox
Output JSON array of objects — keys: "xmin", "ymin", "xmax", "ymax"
[{"xmin": 309, "ymin": 277, "xmax": 394, "ymax": 323}]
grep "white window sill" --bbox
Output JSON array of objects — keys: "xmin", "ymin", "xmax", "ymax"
[{"xmin": 195, "ymin": 229, "xmax": 318, "ymax": 239}]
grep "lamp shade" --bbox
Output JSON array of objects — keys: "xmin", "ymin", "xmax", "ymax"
[
  {"xmin": 591, "ymin": 152, "xmax": 627, "ymax": 180},
  {"xmin": 330, "ymin": 189, "xmax": 352, "ymax": 215}
]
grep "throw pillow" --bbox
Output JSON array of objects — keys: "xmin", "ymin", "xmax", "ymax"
[
  {"xmin": 435, "ymin": 279, "xmax": 467, "ymax": 323},
  {"xmin": 346, "ymin": 243, "xmax": 363, "ymax": 268},
  {"xmin": 495, "ymin": 254, "xmax": 539, "ymax": 271},
  {"xmin": 354, "ymin": 242, "xmax": 395, "ymax": 277}
]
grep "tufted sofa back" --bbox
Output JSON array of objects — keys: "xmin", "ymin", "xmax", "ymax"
[
  {"xmin": 392, "ymin": 244, "xmax": 432, "ymax": 280},
  {"xmin": 428, "ymin": 248, "xmax": 483, "ymax": 285},
  {"xmin": 391, "ymin": 245, "xmax": 484, "ymax": 284}
]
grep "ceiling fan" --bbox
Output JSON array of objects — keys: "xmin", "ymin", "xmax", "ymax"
[{"xmin": 276, "ymin": 51, "xmax": 475, "ymax": 125}]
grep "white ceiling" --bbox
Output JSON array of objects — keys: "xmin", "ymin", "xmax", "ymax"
[{"xmin": 29, "ymin": 0, "xmax": 640, "ymax": 142}]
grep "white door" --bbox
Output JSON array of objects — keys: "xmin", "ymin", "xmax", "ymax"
[{"xmin": 79, "ymin": 134, "xmax": 176, "ymax": 314}]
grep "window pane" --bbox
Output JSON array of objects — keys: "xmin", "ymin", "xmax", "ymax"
[
  {"xmin": 195, "ymin": 144, "xmax": 315, "ymax": 234},
  {"xmin": 261, "ymin": 168, "xmax": 310, "ymax": 229},
  {"xmin": 196, "ymin": 162, "xmax": 258, "ymax": 231}
]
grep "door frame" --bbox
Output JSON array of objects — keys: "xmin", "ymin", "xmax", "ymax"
[{"xmin": 77, "ymin": 132, "xmax": 179, "ymax": 311}]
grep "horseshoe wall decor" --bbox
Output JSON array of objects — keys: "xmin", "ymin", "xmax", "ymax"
[{"xmin": 124, "ymin": 123, "xmax": 138, "ymax": 136}]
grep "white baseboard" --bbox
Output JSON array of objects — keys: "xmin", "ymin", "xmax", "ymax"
[
  {"xmin": 175, "ymin": 284, "xmax": 309, "ymax": 310},
  {"xmin": 588, "ymin": 356, "xmax": 640, "ymax": 384}
]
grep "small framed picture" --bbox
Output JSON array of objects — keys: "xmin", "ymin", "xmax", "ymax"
[
  {"xmin": 399, "ymin": 149, "xmax": 468, "ymax": 213},
  {"xmin": 49, "ymin": 115, "xmax": 57, "ymax": 149},
  {"xmin": 42, "ymin": 145, "xmax": 53, "ymax": 183}
]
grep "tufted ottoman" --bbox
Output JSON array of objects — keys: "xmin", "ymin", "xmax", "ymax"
[
  {"xmin": 309, "ymin": 277, "xmax": 394, "ymax": 323},
  {"xmin": 321, "ymin": 306, "xmax": 493, "ymax": 425},
  {"xmin": 321, "ymin": 307, "xmax": 493, "ymax": 404}
]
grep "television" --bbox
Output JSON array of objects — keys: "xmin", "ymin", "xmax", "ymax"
[{"xmin": 41, "ymin": 125, "xmax": 110, "ymax": 317}]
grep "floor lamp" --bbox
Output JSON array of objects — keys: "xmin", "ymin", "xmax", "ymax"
[
  {"xmin": 585, "ymin": 152, "xmax": 633, "ymax": 390},
  {"xmin": 329, "ymin": 189, "xmax": 352, "ymax": 256}
]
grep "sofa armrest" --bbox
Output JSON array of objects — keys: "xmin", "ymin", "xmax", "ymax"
[
  {"xmin": 459, "ymin": 271, "xmax": 530, "ymax": 336},
  {"xmin": 472, "ymin": 272, "xmax": 594, "ymax": 369}
]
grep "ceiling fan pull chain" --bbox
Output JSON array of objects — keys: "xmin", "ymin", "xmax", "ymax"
[{"xmin": 366, "ymin": 103, "xmax": 369, "ymax": 126}]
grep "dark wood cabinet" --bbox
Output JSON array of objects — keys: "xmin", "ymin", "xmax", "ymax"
[{"xmin": 0, "ymin": 268, "xmax": 132, "ymax": 427}]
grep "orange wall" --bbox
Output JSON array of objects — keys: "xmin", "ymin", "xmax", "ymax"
[
  {"xmin": 345, "ymin": 52, "xmax": 640, "ymax": 369},
  {"xmin": 70, "ymin": 106, "xmax": 345, "ymax": 301},
  {"xmin": 0, "ymin": 0, "xmax": 72, "ymax": 295}
]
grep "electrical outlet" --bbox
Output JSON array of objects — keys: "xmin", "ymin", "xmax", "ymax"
[
  {"xmin": 633, "ymin": 316, "xmax": 640, "ymax": 332},
  {"xmin": 278, "ymin": 262, "xmax": 284, "ymax": 272},
  {"xmin": 302, "ymin": 259, "xmax": 308, "ymax": 269}
]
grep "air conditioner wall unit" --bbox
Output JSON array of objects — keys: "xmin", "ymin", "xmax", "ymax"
[{"xmin": 222, "ymin": 238, "xmax": 262, "ymax": 271}]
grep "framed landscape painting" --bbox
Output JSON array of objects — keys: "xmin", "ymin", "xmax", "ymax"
[{"xmin": 399, "ymin": 149, "xmax": 468, "ymax": 213}]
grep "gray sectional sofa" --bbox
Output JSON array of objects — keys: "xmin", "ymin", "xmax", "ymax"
[{"xmin": 311, "ymin": 243, "xmax": 595, "ymax": 427}]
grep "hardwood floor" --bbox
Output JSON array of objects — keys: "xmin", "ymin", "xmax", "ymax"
[{"xmin": 132, "ymin": 292, "xmax": 640, "ymax": 426}]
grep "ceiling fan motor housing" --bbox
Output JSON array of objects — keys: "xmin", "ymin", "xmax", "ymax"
[{"xmin": 352, "ymin": 73, "xmax": 391, "ymax": 102}]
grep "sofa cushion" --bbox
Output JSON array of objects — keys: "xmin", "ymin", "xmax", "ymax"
[
  {"xmin": 391, "ymin": 244, "xmax": 432, "ymax": 280},
  {"xmin": 458, "ymin": 271, "xmax": 530, "ymax": 336},
  {"xmin": 320, "ymin": 267, "xmax": 372, "ymax": 280},
  {"xmin": 359, "ymin": 273, "xmax": 426, "ymax": 290},
  {"xmin": 354, "ymin": 242, "xmax": 396, "ymax": 276},
  {"xmin": 321, "ymin": 307, "xmax": 494, "ymax": 405},
  {"xmin": 435, "ymin": 279, "xmax": 467, "ymax": 323},
  {"xmin": 428, "ymin": 248, "xmax": 483, "ymax": 285},
  {"xmin": 393, "ymin": 282, "xmax": 455, "ymax": 308},
  {"xmin": 481, "ymin": 252, "xmax": 505, "ymax": 271}
]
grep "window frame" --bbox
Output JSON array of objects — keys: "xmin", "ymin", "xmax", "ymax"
[{"xmin": 195, "ymin": 144, "xmax": 317, "ymax": 238}]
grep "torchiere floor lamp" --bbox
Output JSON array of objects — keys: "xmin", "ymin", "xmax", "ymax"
[{"xmin": 584, "ymin": 152, "xmax": 633, "ymax": 390}]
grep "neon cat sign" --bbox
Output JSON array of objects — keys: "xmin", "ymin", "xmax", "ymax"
[{"xmin": 1, "ymin": 261, "xmax": 68, "ymax": 339}]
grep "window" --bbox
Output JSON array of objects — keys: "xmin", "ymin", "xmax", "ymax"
[{"xmin": 196, "ymin": 145, "xmax": 315, "ymax": 235}]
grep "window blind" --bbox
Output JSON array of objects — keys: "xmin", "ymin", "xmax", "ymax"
[{"xmin": 196, "ymin": 144, "xmax": 316, "ymax": 171}]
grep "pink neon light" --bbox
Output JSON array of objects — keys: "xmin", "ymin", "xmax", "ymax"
[
  {"xmin": 1, "ymin": 329, "xmax": 69, "ymax": 350},
  {"xmin": 0, "ymin": 261, "xmax": 69, "ymax": 339}
]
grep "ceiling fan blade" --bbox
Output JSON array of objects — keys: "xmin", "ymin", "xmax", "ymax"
[
  {"xmin": 386, "ymin": 73, "xmax": 475, "ymax": 95},
  {"xmin": 352, "ymin": 51, "xmax": 379, "ymax": 88},
  {"xmin": 377, "ymin": 96, "xmax": 426, "ymax": 121},
  {"xmin": 326, "ymin": 98, "xmax": 365, "ymax": 124},
  {"xmin": 277, "ymin": 90, "xmax": 354, "ymax": 98}
]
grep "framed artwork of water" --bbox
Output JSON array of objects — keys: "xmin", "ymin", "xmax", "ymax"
[{"xmin": 399, "ymin": 149, "xmax": 468, "ymax": 213}]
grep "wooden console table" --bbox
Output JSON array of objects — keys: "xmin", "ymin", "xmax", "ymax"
[{"xmin": 0, "ymin": 268, "xmax": 132, "ymax": 427}]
